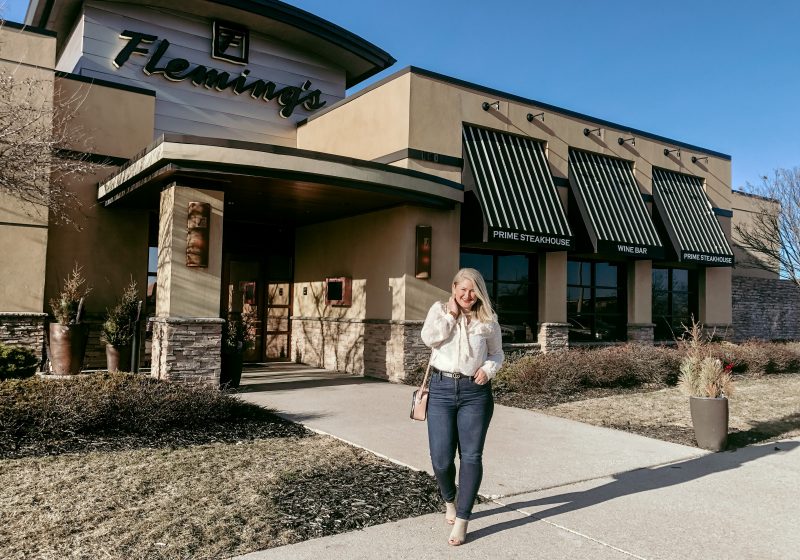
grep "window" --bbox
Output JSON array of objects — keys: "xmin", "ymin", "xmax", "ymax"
[
  {"xmin": 460, "ymin": 252, "xmax": 537, "ymax": 343},
  {"xmin": 567, "ymin": 260, "xmax": 626, "ymax": 342},
  {"xmin": 145, "ymin": 213, "xmax": 159, "ymax": 319},
  {"xmin": 653, "ymin": 267, "xmax": 697, "ymax": 340}
]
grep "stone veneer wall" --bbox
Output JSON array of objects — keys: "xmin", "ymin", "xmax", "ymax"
[
  {"xmin": 150, "ymin": 317, "xmax": 223, "ymax": 383},
  {"xmin": 0, "ymin": 313, "xmax": 47, "ymax": 363},
  {"xmin": 732, "ymin": 276, "xmax": 800, "ymax": 341},
  {"xmin": 627, "ymin": 323, "xmax": 655, "ymax": 344},
  {"xmin": 537, "ymin": 322, "xmax": 569, "ymax": 352},
  {"xmin": 291, "ymin": 318, "xmax": 430, "ymax": 382}
]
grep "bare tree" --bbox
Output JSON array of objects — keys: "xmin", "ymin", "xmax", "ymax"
[
  {"xmin": 0, "ymin": 24, "xmax": 94, "ymax": 225},
  {"xmin": 733, "ymin": 168, "xmax": 800, "ymax": 288}
]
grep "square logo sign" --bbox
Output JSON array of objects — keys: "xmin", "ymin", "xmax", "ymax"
[{"xmin": 212, "ymin": 21, "xmax": 249, "ymax": 65}]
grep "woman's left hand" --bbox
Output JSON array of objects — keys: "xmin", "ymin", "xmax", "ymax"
[{"xmin": 473, "ymin": 368, "xmax": 489, "ymax": 385}]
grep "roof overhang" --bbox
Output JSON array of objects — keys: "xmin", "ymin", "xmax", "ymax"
[
  {"xmin": 27, "ymin": 0, "xmax": 395, "ymax": 88},
  {"xmin": 97, "ymin": 135, "xmax": 462, "ymax": 225}
]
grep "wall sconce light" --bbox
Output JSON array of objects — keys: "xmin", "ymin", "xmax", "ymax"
[
  {"xmin": 584, "ymin": 127, "xmax": 602, "ymax": 137},
  {"xmin": 482, "ymin": 100, "xmax": 500, "ymax": 111},
  {"xmin": 691, "ymin": 156, "xmax": 709, "ymax": 164},
  {"xmin": 186, "ymin": 202, "xmax": 210, "ymax": 268},
  {"xmin": 527, "ymin": 112, "xmax": 545, "ymax": 122},
  {"xmin": 618, "ymin": 136, "xmax": 636, "ymax": 146},
  {"xmin": 664, "ymin": 148, "xmax": 681, "ymax": 157}
]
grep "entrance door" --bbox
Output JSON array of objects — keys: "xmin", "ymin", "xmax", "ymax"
[
  {"xmin": 265, "ymin": 282, "xmax": 291, "ymax": 360},
  {"xmin": 225, "ymin": 259, "xmax": 264, "ymax": 362}
]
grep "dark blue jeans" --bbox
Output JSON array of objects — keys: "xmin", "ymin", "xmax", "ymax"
[{"xmin": 427, "ymin": 373, "xmax": 494, "ymax": 520}]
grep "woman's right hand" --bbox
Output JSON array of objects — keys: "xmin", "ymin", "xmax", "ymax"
[{"xmin": 447, "ymin": 296, "xmax": 460, "ymax": 318}]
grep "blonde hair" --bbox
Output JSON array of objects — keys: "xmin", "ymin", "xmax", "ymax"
[{"xmin": 452, "ymin": 268, "xmax": 496, "ymax": 323}]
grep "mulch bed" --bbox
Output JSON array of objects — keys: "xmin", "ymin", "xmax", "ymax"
[{"xmin": 273, "ymin": 462, "xmax": 442, "ymax": 539}]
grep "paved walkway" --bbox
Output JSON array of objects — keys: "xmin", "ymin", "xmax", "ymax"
[{"xmin": 232, "ymin": 365, "xmax": 800, "ymax": 559}]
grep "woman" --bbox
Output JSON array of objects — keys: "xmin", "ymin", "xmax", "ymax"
[{"xmin": 421, "ymin": 268, "xmax": 504, "ymax": 546}]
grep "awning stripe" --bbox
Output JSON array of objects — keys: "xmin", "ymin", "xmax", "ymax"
[
  {"xmin": 568, "ymin": 150, "xmax": 663, "ymax": 257},
  {"xmin": 462, "ymin": 126, "xmax": 573, "ymax": 249},
  {"xmin": 652, "ymin": 168, "xmax": 733, "ymax": 264}
]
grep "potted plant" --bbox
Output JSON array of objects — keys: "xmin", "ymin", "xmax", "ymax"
[
  {"xmin": 678, "ymin": 319, "xmax": 735, "ymax": 451},
  {"xmin": 101, "ymin": 280, "xmax": 140, "ymax": 373},
  {"xmin": 48, "ymin": 265, "xmax": 91, "ymax": 375},
  {"xmin": 220, "ymin": 314, "xmax": 255, "ymax": 388}
]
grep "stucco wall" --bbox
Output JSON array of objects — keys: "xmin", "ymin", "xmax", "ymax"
[
  {"xmin": 293, "ymin": 205, "xmax": 459, "ymax": 321},
  {"xmin": 292, "ymin": 205, "xmax": 455, "ymax": 377},
  {"xmin": 44, "ymin": 79, "xmax": 156, "ymax": 316},
  {"xmin": 296, "ymin": 72, "xmax": 411, "ymax": 160},
  {"xmin": 0, "ymin": 26, "xmax": 55, "ymax": 313},
  {"xmin": 731, "ymin": 190, "xmax": 780, "ymax": 279},
  {"xmin": 732, "ymin": 276, "xmax": 800, "ymax": 341}
]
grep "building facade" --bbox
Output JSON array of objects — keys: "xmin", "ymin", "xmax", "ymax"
[{"xmin": 1, "ymin": 0, "xmax": 767, "ymax": 383}]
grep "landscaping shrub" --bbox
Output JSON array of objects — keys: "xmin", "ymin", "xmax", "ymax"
[
  {"xmin": 0, "ymin": 373, "xmax": 305, "ymax": 456},
  {"xmin": 0, "ymin": 343, "xmax": 38, "ymax": 381},
  {"xmin": 495, "ymin": 344, "xmax": 683, "ymax": 399},
  {"xmin": 722, "ymin": 341, "xmax": 800, "ymax": 375}
]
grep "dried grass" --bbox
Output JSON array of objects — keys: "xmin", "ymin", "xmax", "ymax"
[
  {"xmin": 0, "ymin": 435, "xmax": 441, "ymax": 559},
  {"xmin": 545, "ymin": 375, "xmax": 800, "ymax": 448}
]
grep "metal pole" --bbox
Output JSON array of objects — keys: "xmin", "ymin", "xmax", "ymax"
[{"xmin": 131, "ymin": 300, "xmax": 143, "ymax": 373}]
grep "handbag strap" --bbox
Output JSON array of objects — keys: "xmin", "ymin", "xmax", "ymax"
[{"xmin": 418, "ymin": 353, "xmax": 433, "ymax": 393}]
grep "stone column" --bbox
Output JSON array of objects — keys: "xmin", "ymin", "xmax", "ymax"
[
  {"xmin": 150, "ymin": 317, "xmax": 224, "ymax": 382},
  {"xmin": 699, "ymin": 267, "xmax": 734, "ymax": 340},
  {"xmin": 627, "ymin": 260, "xmax": 654, "ymax": 344},
  {"xmin": 152, "ymin": 184, "xmax": 224, "ymax": 383},
  {"xmin": 537, "ymin": 251, "xmax": 569, "ymax": 352},
  {"xmin": 0, "ymin": 312, "xmax": 47, "ymax": 363}
]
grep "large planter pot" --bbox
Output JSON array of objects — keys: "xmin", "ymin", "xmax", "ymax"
[
  {"xmin": 689, "ymin": 396, "xmax": 729, "ymax": 451},
  {"xmin": 221, "ymin": 351, "xmax": 244, "ymax": 388},
  {"xmin": 106, "ymin": 344, "xmax": 132, "ymax": 373},
  {"xmin": 48, "ymin": 323, "xmax": 89, "ymax": 375}
]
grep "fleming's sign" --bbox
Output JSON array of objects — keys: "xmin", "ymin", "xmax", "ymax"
[{"xmin": 113, "ymin": 21, "xmax": 326, "ymax": 118}]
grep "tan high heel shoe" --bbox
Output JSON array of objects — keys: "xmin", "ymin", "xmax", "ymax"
[
  {"xmin": 445, "ymin": 501, "xmax": 456, "ymax": 525},
  {"xmin": 448, "ymin": 518, "xmax": 468, "ymax": 546}
]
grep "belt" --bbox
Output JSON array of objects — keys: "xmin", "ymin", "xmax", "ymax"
[{"xmin": 431, "ymin": 366, "xmax": 469, "ymax": 380}]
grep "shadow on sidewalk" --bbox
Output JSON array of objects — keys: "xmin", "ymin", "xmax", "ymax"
[
  {"xmin": 469, "ymin": 440, "xmax": 799, "ymax": 542},
  {"xmin": 236, "ymin": 376, "xmax": 383, "ymax": 393}
]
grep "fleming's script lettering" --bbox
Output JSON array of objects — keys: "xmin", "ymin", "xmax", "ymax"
[{"xmin": 113, "ymin": 30, "xmax": 326, "ymax": 118}]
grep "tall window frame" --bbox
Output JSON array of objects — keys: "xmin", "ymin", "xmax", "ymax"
[
  {"xmin": 459, "ymin": 251, "xmax": 538, "ymax": 343},
  {"xmin": 652, "ymin": 267, "xmax": 698, "ymax": 340},
  {"xmin": 567, "ymin": 260, "xmax": 627, "ymax": 342}
]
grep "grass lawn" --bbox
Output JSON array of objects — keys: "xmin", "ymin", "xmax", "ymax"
[{"xmin": 514, "ymin": 374, "xmax": 800, "ymax": 448}]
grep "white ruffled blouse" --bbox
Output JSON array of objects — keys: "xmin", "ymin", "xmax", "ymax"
[{"xmin": 420, "ymin": 301, "xmax": 504, "ymax": 380}]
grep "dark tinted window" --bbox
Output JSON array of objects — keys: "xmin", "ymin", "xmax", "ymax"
[
  {"xmin": 460, "ymin": 251, "xmax": 537, "ymax": 343},
  {"xmin": 653, "ymin": 267, "xmax": 697, "ymax": 341},
  {"xmin": 567, "ymin": 260, "xmax": 626, "ymax": 342}
]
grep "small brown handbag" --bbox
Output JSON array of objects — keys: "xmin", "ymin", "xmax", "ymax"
[{"xmin": 409, "ymin": 359, "xmax": 432, "ymax": 421}]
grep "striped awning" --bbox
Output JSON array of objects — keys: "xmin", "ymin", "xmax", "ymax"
[
  {"xmin": 652, "ymin": 168, "xmax": 734, "ymax": 266},
  {"xmin": 462, "ymin": 126, "xmax": 573, "ymax": 250},
  {"xmin": 568, "ymin": 150, "xmax": 664, "ymax": 259}
]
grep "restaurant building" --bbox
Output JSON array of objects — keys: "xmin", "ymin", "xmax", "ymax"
[{"xmin": 1, "ymin": 0, "xmax": 760, "ymax": 383}]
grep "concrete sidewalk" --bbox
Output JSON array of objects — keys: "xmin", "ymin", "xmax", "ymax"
[{"xmin": 233, "ymin": 366, "xmax": 800, "ymax": 559}]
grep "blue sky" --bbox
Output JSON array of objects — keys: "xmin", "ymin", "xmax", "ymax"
[{"xmin": 4, "ymin": 0, "xmax": 799, "ymax": 191}]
